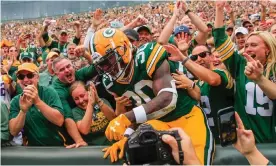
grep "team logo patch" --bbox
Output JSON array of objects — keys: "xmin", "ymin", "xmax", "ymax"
[{"xmin": 103, "ymin": 28, "xmax": 116, "ymax": 38}]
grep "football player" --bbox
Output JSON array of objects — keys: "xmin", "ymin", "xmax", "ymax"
[{"xmin": 88, "ymin": 28, "xmax": 214, "ymax": 165}]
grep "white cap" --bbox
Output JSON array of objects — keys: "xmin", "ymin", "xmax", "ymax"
[{"xmin": 235, "ymin": 27, "xmax": 249, "ymax": 35}]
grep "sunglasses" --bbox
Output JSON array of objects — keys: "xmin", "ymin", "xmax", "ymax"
[
  {"xmin": 17, "ymin": 73, "xmax": 35, "ymax": 80},
  {"xmin": 190, "ymin": 51, "xmax": 210, "ymax": 61}
]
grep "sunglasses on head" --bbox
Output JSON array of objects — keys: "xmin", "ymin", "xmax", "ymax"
[
  {"xmin": 17, "ymin": 73, "xmax": 35, "ymax": 80},
  {"xmin": 190, "ymin": 51, "xmax": 210, "ymax": 61}
]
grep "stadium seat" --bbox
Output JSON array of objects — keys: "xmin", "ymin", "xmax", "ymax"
[{"xmin": 2, "ymin": 144, "xmax": 276, "ymax": 165}]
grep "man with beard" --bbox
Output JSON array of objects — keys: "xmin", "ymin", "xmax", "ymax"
[
  {"xmin": 51, "ymin": 46, "xmax": 95, "ymax": 148},
  {"xmin": 66, "ymin": 43, "xmax": 88, "ymax": 70}
]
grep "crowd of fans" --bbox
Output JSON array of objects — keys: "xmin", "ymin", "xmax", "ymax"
[{"xmin": 1, "ymin": 0, "xmax": 276, "ymax": 165}]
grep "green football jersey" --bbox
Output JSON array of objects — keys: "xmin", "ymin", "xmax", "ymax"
[
  {"xmin": 197, "ymin": 68, "xmax": 234, "ymax": 143},
  {"xmin": 213, "ymin": 26, "xmax": 276, "ymax": 143},
  {"xmin": 102, "ymin": 42, "xmax": 197, "ymax": 122}
]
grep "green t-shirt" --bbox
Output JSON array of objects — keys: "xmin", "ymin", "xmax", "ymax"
[
  {"xmin": 102, "ymin": 42, "xmax": 198, "ymax": 122},
  {"xmin": 9, "ymin": 85, "xmax": 66, "ymax": 146},
  {"xmin": 213, "ymin": 26, "xmax": 276, "ymax": 143},
  {"xmin": 72, "ymin": 99, "xmax": 112, "ymax": 146},
  {"xmin": 196, "ymin": 69, "xmax": 234, "ymax": 143},
  {"xmin": 1, "ymin": 101, "xmax": 10, "ymax": 141},
  {"xmin": 52, "ymin": 65, "xmax": 97, "ymax": 119},
  {"xmin": 39, "ymin": 70, "xmax": 57, "ymax": 87},
  {"xmin": 42, "ymin": 32, "xmax": 80, "ymax": 56}
]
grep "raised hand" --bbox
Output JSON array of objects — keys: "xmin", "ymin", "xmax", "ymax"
[
  {"xmin": 23, "ymin": 85, "xmax": 40, "ymax": 105},
  {"xmin": 163, "ymin": 44, "xmax": 186, "ymax": 62},
  {"xmin": 243, "ymin": 53, "xmax": 264, "ymax": 82},
  {"xmin": 233, "ymin": 112, "xmax": 256, "ymax": 156},
  {"xmin": 19, "ymin": 94, "xmax": 33, "ymax": 113},
  {"xmin": 73, "ymin": 21, "xmax": 81, "ymax": 29},
  {"xmin": 215, "ymin": 1, "xmax": 226, "ymax": 10},
  {"xmin": 74, "ymin": 45, "xmax": 86, "ymax": 57},
  {"xmin": 92, "ymin": 8, "xmax": 103, "ymax": 28},
  {"xmin": 174, "ymin": 32, "xmax": 190, "ymax": 52}
]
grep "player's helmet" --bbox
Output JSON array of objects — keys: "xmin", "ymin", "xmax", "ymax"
[{"xmin": 89, "ymin": 28, "xmax": 133, "ymax": 81}]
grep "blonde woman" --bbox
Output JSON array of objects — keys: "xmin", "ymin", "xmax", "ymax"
[
  {"xmin": 70, "ymin": 81, "xmax": 116, "ymax": 145},
  {"xmin": 214, "ymin": 1, "xmax": 276, "ymax": 143}
]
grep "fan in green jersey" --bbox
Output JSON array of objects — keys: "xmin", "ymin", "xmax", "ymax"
[{"xmin": 213, "ymin": 1, "xmax": 276, "ymax": 143}]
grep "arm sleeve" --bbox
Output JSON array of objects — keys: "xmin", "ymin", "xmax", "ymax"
[
  {"xmin": 9, "ymin": 96, "xmax": 20, "ymax": 120},
  {"xmin": 75, "ymin": 65, "xmax": 97, "ymax": 82},
  {"xmin": 213, "ymin": 69, "xmax": 234, "ymax": 89},
  {"xmin": 73, "ymin": 37, "xmax": 80, "ymax": 46},
  {"xmin": 145, "ymin": 43, "xmax": 168, "ymax": 78},
  {"xmin": 42, "ymin": 32, "xmax": 53, "ymax": 47},
  {"xmin": 212, "ymin": 26, "xmax": 244, "ymax": 78},
  {"xmin": 72, "ymin": 108, "xmax": 83, "ymax": 122},
  {"xmin": 44, "ymin": 87, "xmax": 64, "ymax": 116}
]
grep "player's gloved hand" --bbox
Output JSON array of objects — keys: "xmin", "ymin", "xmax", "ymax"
[
  {"xmin": 102, "ymin": 137, "xmax": 128, "ymax": 162},
  {"xmin": 105, "ymin": 114, "xmax": 131, "ymax": 141}
]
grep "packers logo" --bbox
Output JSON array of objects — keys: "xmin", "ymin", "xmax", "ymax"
[{"xmin": 103, "ymin": 28, "xmax": 116, "ymax": 38}]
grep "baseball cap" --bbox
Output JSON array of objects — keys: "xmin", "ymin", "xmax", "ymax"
[
  {"xmin": 242, "ymin": 20, "xmax": 253, "ymax": 27},
  {"xmin": 235, "ymin": 27, "xmax": 249, "ymax": 35},
  {"xmin": 173, "ymin": 25, "xmax": 190, "ymax": 36},
  {"xmin": 19, "ymin": 52, "xmax": 34, "ymax": 61},
  {"xmin": 17, "ymin": 63, "xmax": 39, "ymax": 73},
  {"xmin": 207, "ymin": 22, "xmax": 214, "ymax": 27},
  {"xmin": 226, "ymin": 25, "xmax": 234, "ymax": 31},
  {"xmin": 110, "ymin": 20, "xmax": 124, "ymax": 29},
  {"xmin": 0, "ymin": 40, "xmax": 13, "ymax": 48},
  {"xmin": 136, "ymin": 25, "xmax": 152, "ymax": 34},
  {"xmin": 46, "ymin": 52, "xmax": 59, "ymax": 61},
  {"xmin": 123, "ymin": 29, "xmax": 140, "ymax": 41},
  {"xmin": 60, "ymin": 30, "xmax": 68, "ymax": 35}
]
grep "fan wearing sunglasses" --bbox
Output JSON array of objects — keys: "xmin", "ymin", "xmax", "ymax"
[
  {"xmin": 163, "ymin": 44, "xmax": 234, "ymax": 143},
  {"xmin": 9, "ymin": 63, "xmax": 66, "ymax": 146}
]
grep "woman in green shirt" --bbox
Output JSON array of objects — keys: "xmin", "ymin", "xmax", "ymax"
[{"xmin": 70, "ymin": 81, "xmax": 116, "ymax": 145}]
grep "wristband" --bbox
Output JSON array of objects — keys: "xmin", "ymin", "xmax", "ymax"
[
  {"xmin": 182, "ymin": 56, "xmax": 190, "ymax": 66},
  {"xmin": 133, "ymin": 105, "xmax": 147, "ymax": 124},
  {"xmin": 188, "ymin": 82, "xmax": 195, "ymax": 89},
  {"xmin": 20, "ymin": 110, "xmax": 26, "ymax": 114},
  {"xmin": 185, "ymin": 9, "xmax": 192, "ymax": 15},
  {"xmin": 124, "ymin": 127, "xmax": 135, "ymax": 137}
]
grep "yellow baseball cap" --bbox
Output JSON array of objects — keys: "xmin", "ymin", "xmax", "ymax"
[
  {"xmin": 46, "ymin": 52, "xmax": 59, "ymax": 60},
  {"xmin": 17, "ymin": 63, "xmax": 39, "ymax": 73}
]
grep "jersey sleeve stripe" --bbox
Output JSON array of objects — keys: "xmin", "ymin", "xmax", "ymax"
[
  {"xmin": 216, "ymin": 36, "xmax": 231, "ymax": 51},
  {"xmin": 216, "ymin": 37, "xmax": 235, "ymax": 61},
  {"xmin": 219, "ymin": 44, "xmax": 235, "ymax": 61},
  {"xmin": 45, "ymin": 37, "xmax": 53, "ymax": 47},
  {"xmin": 147, "ymin": 46, "xmax": 166, "ymax": 78},
  {"xmin": 146, "ymin": 43, "xmax": 160, "ymax": 70}
]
